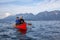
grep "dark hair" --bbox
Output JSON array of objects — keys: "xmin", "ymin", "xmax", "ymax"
[{"xmin": 16, "ymin": 17, "xmax": 19, "ymax": 18}]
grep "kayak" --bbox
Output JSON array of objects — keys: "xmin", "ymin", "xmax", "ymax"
[{"xmin": 16, "ymin": 22, "xmax": 27, "ymax": 35}]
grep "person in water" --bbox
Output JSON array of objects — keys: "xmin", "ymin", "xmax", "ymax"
[
  {"xmin": 16, "ymin": 17, "xmax": 20, "ymax": 25},
  {"xmin": 15, "ymin": 16, "xmax": 24, "ymax": 25},
  {"xmin": 19, "ymin": 16, "xmax": 24, "ymax": 24}
]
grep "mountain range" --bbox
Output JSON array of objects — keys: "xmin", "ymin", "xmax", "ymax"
[{"xmin": 0, "ymin": 10, "xmax": 60, "ymax": 22}]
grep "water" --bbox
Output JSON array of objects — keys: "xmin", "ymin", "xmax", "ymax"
[{"xmin": 0, "ymin": 21, "xmax": 60, "ymax": 40}]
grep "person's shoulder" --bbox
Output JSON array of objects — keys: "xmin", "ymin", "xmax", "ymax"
[
  {"xmin": 22, "ymin": 19, "xmax": 24, "ymax": 20},
  {"xmin": 20, "ymin": 19, "xmax": 24, "ymax": 20}
]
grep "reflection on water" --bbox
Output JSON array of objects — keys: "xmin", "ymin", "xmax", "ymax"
[{"xmin": 0, "ymin": 21, "xmax": 60, "ymax": 40}]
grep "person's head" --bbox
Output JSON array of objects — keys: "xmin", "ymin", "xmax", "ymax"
[
  {"xmin": 20, "ymin": 16, "xmax": 23, "ymax": 19},
  {"xmin": 16, "ymin": 17, "xmax": 19, "ymax": 20}
]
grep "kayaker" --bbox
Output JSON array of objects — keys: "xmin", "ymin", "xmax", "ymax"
[
  {"xmin": 14, "ymin": 16, "xmax": 32, "ymax": 35},
  {"xmin": 19, "ymin": 16, "xmax": 25, "ymax": 24},
  {"xmin": 15, "ymin": 16, "xmax": 27, "ymax": 35},
  {"xmin": 16, "ymin": 17, "xmax": 20, "ymax": 25},
  {"xmin": 19, "ymin": 16, "xmax": 32, "ymax": 26}
]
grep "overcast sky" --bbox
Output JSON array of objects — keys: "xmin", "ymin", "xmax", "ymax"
[{"xmin": 0, "ymin": 0, "xmax": 60, "ymax": 19}]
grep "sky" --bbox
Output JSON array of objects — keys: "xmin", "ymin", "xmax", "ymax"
[{"xmin": 0, "ymin": 0, "xmax": 60, "ymax": 19}]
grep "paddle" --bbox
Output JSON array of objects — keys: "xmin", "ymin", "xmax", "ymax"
[
  {"xmin": 27, "ymin": 23, "xmax": 32, "ymax": 26},
  {"xmin": 26, "ymin": 21, "xmax": 32, "ymax": 26}
]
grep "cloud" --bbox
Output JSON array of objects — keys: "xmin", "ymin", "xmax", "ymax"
[
  {"xmin": 0, "ymin": 0, "xmax": 42, "ymax": 3},
  {"xmin": 0, "ymin": 0, "xmax": 32, "ymax": 2},
  {"xmin": 17, "ymin": 0, "xmax": 33, "ymax": 2},
  {"xmin": 0, "ymin": 0, "xmax": 42, "ymax": 6},
  {"xmin": 0, "ymin": 0, "xmax": 15, "ymax": 3},
  {"xmin": 0, "ymin": 12, "xmax": 11, "ymax": 19},
  {"xmin": 36, "ymin": 0, "xmax": 60, "ymax": 11},
  {"xmin": 0, "ymin": 0, "xmax": 60, "ymax": 18}
]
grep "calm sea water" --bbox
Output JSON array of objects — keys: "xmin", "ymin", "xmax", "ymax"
[{"xmin": 0, "ymin": 21, "xmax": 60, "ymax": 40}]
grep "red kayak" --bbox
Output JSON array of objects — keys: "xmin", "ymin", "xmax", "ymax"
[{"xmin": 16, "ymin": 22, "xmax": 27, "ymax": 35}]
